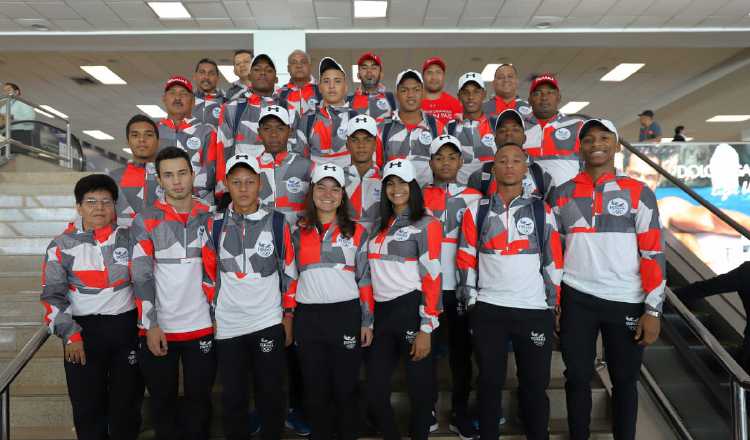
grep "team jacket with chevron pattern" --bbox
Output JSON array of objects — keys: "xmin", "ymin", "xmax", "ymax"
[
  {"xmin": 109, "ymin": 161, "xmax": 161, "ymax": 227},
  {"xmin": 203, "ymin": 206, "xmax": 297, "ymax": 340},
  {"xmin": 293, "ymin": 222, "xmax": 374, "ymax": 327},
  {"xmin": 257, "ymin": 150, "xmax": 314, "ymax": 225},
  {"xmin": 549, "ymin": 171, "xmax": 666, "ymax": 312},
  {"xmin": 445, "ymin": 114, "xmax": 498, "ymax": 185},
  {"xmin": 295, "ymin": 105, "xmax": 360, "ymax": 168},
  {"xmin": 344, "ymin": 164, "xmax": 382, "ymax": 233},
  {"xmin": 225, "ymin": 81, "xmax": 249, "ymax": 102},
  {"xmin": 278, "ymin": 81, "xmax": 321, "ymax": 117},
  {"xmin": 523, "ymin": 112, "xmax": 584, "ymax": 187},
  {"xmin": 467, "ymin": 161, "xmax": 555, "ymax": 201},
  {"xmin": 212, "ymin": 91, "xmax": 297, "ymax": 197},
  {"xmin": 380, "ymin": 111, "xmax": 445, "ymax": 187},
  {"xmin": 157, "ymin": 117, "xmax": 215, "ymax": 200},
  {"xmin": 130, "ymin": 197, "xmax": 214, "ymax": 341},
  {"xmin": 347, "ymin": 84, "xmax": 396, "ymax": 124},
  {"xmin": 41, "ymin": 221, "xmax": 135, "ymax": 344},
  {"xmin": 457, "ymin": 192, "xmax": 563, "ymax": 310},
  {"xmin": 423, "ymin": 183, "xmax": 482, "ymax": 290},
  {"xmin": 192, "ymin": 89, "xmax": 227, "ymax": 128},
  {"xmin": 482, "ymin": 96, "xmax": 533, "ymax": 120},
  {"xmin": 368, "ymin": 210, "xmax": 443, "ymax": 333}
]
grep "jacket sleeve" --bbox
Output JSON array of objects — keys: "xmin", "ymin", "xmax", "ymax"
[
  {"xmin": 456, "ymin": 201, "xmax": 480, "ymax": 308},
  {"xmin": 201, "ymin": 215, "xmax": 217, "ymax": 319},
  {"xmin": 417, "ymin": 218, "xmax": 443, "ymax": 334},
  {"xmin": 636, "ymin": 186, "xmax": 666, "ymax": 312},
  {"xmin": 40, "ymin": 240, "xmax": 82, "ymax": 344},
  {"xmin": 280, "ymin": 220, "xmax": 299, "ymax": 316},
  {"xmin": 354, "ymin": 226, "xmax": 374, "ymax": 328},
  {"xmin": 129, "ymin": 215, "xmax": 158, "ymax": 330},
  {"xmin": 541, "ymin": 203, "xmax": 564, "ymax": 308}
]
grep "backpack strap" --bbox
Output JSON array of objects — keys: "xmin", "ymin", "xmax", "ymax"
[
  {"xmin": 531, "ymin": 198, "xmax": 546, "ymax": 275},
  {"xmin": 475, "ymin": 197, "xmax": 491, "ymax": 249},
  {"xmin": 232, "ymin": 100, "xmax": 248, "ymax": 139},
  {"xmin": 212, "ymin": 213, "xmax": 225, "ymax": 250},
  {"xmin": 271, "ymin": 211, "xmax": 286, "ymax": 291},
  {"xmin": 529, "ymin": 162, "xmax": 546, "ymax": 196},
  {"xmin": 427, "ymin": 115, "xmax": 439, "ymax": 138},
  {"xmin": 385, "ymin": 92, "xmax": 397, "ymax": 114},
  {"xmin": 480, "ymin": 162, "xmax": 493, "ymax": 196},
  {"xmin": 446, "ymin": 120, "xmax": 457, "ymax": 136}
]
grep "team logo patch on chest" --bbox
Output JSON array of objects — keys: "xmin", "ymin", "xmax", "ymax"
[
  {"xmin": 186, "ymin": 136, "xmax": 201, "ymax": 150},
  {"xmin": 113, "ymin": 247, "xmax": 129, "ymax": 265},
  {"xmin": 376, "ymin": 98, "xmax": 389, "ymax": 111},
  {"xmin": 518, "ymin": 105, "xmax": 531, "ymax": 115},
  {"xmin": 337, "ymin": 125, "xmax": 348, "ymax": 139},
  {"xmin": 212, "ymin": 106, "xmax": 221, "ymax": 119},
  {"xmin": 555, "ymin": 128, "xmax": 571, "ymax": 141},
  {"xmin": 286, "ymin": 177, "xmax": 304, "ymax": 194},
  {"xmin": 393, "ymin": 227, "xmax": 412, "ymax": 242},
  {"xmin": 516, "ymin": 217, "xmax": 535, "ymax": 236},
  {"xmin": 607, "ymin": 198, "xmax": 629, "ymax": 216},
  {"xmin": 418, "ymin": 130, "xmax": 433, "ymax": 145},
  {"xmin": 336, "ymin": 235, "xmax": 354, "ymax": 248},
  {"xmin": 481, "ymin": 133, "xmax": 496, "ymax": 148},
  {"xmin": 255, "ymin": 240, "xmax": 275, "ymax": 258}
]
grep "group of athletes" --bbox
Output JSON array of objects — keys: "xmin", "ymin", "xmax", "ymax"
[{"xmin": 40, "ymin": 49, "xmax": 665, "ymax": 440}]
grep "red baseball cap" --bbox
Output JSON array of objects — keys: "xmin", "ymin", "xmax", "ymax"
[
  {"xmin": 357, "ymin": 52, "xmax": 382, "ymax": 67},
  {"xmin": 529, "ymin": 73, "xmax": 558, "ymax": 94},
  {"xmin": 164, "ymin": 75, "xmax": 193, "ymax": 94},
  {"xmin": 422, "ymin": 56, "xmax": 446, "ymax": 73}
]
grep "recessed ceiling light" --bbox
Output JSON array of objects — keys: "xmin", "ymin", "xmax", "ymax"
[
  {"xmin": 354, "ymin": 1, "xmax": 388, "ymax": 18},
  {"xmin": 706, "ymin": 115, "xmax": 750, "ymax": 122},
  {"xmin": 148, "ymin": 2, "xmax": 191, "ymax": 19},
  {"xmin": 33, "ymin": 108, "xmax": 54, "ymax": 118},
  {"xmin": 123, "ymin": 148, "xmax": 133, "ymax": 155},
  {"xmin": 137, "ymin": 105, "xmax": 168, "ymax": 118},
  {"xmin": 559, "ymin": 101, "xmax": 590, "ymax": 114},
  {"xmin": 83, "ymin": 130, "xmax": 114, "ymax": 141},
  {"xmin": 481, "ymin": 64, "xmax": 502, "ymax": 82},
  {"xmin": 218, "ymin": 65, "xmax": 239, "ymax": 83},
  {"xmin": 352, "ymin": 65, "xmax": 361, "ymax": 83},
  {"xmin": 80, "ymin": 66, "xmax": 127, "ymax": 85},
  {"xmin": 39, "ymin": 105, "xmax": 68, "ymax": 119},
  {"xmin": 600, "ymin": 63, "xmax": 645, "ymax": 82}
]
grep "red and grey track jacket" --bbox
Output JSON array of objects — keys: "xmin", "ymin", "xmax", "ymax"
[
  {"xmin": 457, "ymin": 192, "xmax": 563, "ymax": 310},
  {"xmin": 130, "ymin": 198, "xmax": 214, "ymax": 341},
  {"xmin": 368, "ymin": 210, "xmax": 443, "ymax": 333},
  {"xmin": 293, "ymin": 222, "xmax": 374, "ymax": 327},
  {"xmin": 157, "ymin": 117, "xmax": 215, "ymax": 200},
  {"xmin": 467, "ymin": 161, "xmax": 555, "ymax": 201},
  {"xmin": 482, "ymin": 96, "xmax": 532, "ymax": 120},
  {"xmin": 380, "ymin": 111, "xmax": 445, "ymax": 187},
  {"xmin": 257, "ymin": 150, "xmax": 314, "ymax": 225},
  {"xmin": 41, "ymin": 221, "xmax": 135, "ymax": 344},
  {"xmin": 193, "ymin": 89, "xmax": 227, "ymax": 128},
  {"xmin": 203, "ymin": 206, "xmax": 297, "ymax": 340},
  {"xmin": 109, "ymin": 161, "xmax": 160, "ymax": 227},
  {"xmin": 445, "ymin": 114, "xmax": 497, "ymax": 184},
  {"xmin": 550, "ymin": 171, "xmax": 666, "ymax": 312},
  {"xmin": 347, "ymin": 84, "xmax": 396, "ymax": 124},
  {"xmin": 344, "ymin": 164, "xmax": 382, "ymax": 233},
  {"xmin": 423, "ymin": 182, "xmax": 482, "ymax": 291},
  {"xmin": 523, "ymin": 112, "xmax": 584, "ymax": 187},
  {"xmin": 295, "ymin": 105, "xmax": 360, "ymax": 168},
  {"xmin": 278, "ymin": 81, "xmax": 321, "ymax": 117}
]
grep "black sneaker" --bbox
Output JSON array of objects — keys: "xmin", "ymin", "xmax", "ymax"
[{"xmin": 449, "ymin": 413, "xmax": 478, "ymax": 440}]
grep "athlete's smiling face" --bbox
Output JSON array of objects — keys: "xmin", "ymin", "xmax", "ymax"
[{"xmin": 580, "ymin": 125, "xmax": 620, "ymax": 168}]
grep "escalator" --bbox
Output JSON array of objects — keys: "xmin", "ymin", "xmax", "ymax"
[{"xmin": 621, "ymin": 141, "xmax": 750, "ymax": 440}]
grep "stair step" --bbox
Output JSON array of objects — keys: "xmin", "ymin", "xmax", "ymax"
[
  {"xmin": 0, "ymin": 171, "xmax": 90, "ymax": 186},
  {"xmin": 0, "ymin": 255, "xmax": 43, "ymax": 276},
  {"xmin": 0, "ymin": 194, "xmax": 76, "ymax": 208},
  {"xmin": 0, "ymin": 221, "xmax": 69, "ymax": 238},
  {"xmin": 0, "ymin": 237, "xmax": 50, "ymax": 255},
  {"xmin": 0, "ymin": 207, "xmax": 76, "ymax": 222}
]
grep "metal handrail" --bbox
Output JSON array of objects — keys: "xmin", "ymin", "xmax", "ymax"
[{"xmin": 0, "ymin": 326, "xmax": 50, "ymax": 440}]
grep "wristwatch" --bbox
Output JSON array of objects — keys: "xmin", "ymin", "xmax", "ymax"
[{"xmin": 645, "ymin": 309, "xmax": 661, "ymax": 318}]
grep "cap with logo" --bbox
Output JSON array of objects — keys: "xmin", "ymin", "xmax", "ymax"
[
  {"xmin": 382, "ymin": 158, "xmax": 416, "ymax": 183},
  {"xmin": 430, "ymin": 134, "xmax": 462, "ymax": 156},
  {"xmin": 312, "ymin": 162, "xmax": 346, "ymax": 187},
  {"xmin": 529, "ymin": 73, "xmax": 559, "ymax": 94},
  {"xmin": 422, "ymin": 56, "xmax": 446, "ymax": 73},
  {"xmin": 258, "ymin": 105, "xmax": 290, "ymax": 126},
  {"xmin": 638, "ymin": 110, "xmax": 654, "ymax": 118},
  {"xmin": 347, "ymin": 114, "xmax": 378, "ymax": 137},
  {"xmin": 226, "ymin": 153, "xmax": 261, "ymax": 175},
  {"xmin": 164, "ymin": 75, "xmax": 193, "ymax": 94},
  {"xmin": 458, "ymin": 72, "xmax": 485, "ymax": 91},
  {"xmin": 319, "ymin": 57, "xmax": 345, "ymax": 77},
  {"xmin": 578, "ymin": 118, "xmax": 619, "ymax": 142},
  {"xmin": 251, "ymin": 53, "xmax": 276, "ymax": 71},
  {"xmin": 357, "ymin": 52, "xmax": 383, "ymax": 67},
  {"xmin": 494, "ymin": 108, "xmax": 525, "ymax": 131},
  {"xmin": 396, "ymin": 69, "xmax": 424, "ymax": 87}
]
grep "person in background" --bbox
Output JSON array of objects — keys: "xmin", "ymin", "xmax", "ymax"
[
  {"xmin": 638, "ymin": 110, "xmax": 661, "ymax": 143},
  {"xmin": 1, "ymin": 82, "xmax": 36, "ymax": 146},
  {"xmin": 192, "ymin": 58, "xmax": 226, "ymax": 128},
  {"xmin": 41, "ymin": 174, "xmax": 142, "ymax": 440},
  {"xmin": 421, "ymin": 57, "xmax": 462, "ymax": 126},
  {"xmin": 348, "ymin": 52, "xmax": 397, "ymax": 124},
  {"xmin": 672, "ymin": 125, "xmax": 686, "ymax": 142},
  {"xmin": 278, "ymin": 49, "xmax": 322, "ymax": 117},
  {"xmin": 482, "ymin": 64, "xmax": 532, "ymax": 120},
  {"xmin": 226, "ymin": 49, "xmax": 254, "ymax": 102}
]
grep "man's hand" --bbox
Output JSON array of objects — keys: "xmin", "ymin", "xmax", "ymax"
[
  {"xmin": 65, "ymin": 341, "xmax": 86, "ymax": 365},
  {"xmin": 361, "ymin": 327, "xmax": 373, "ymax": 347},
  {"xmin": 635, "ymin": 313, "xmax": 661, "ymax": 346},
  {"xmin": 147, "ymin": 326, "xmax": 168, "ymax": 356},
  {"xmin": 282, "ymin": 315, "xmax": 294, "ymax": 347},
  {"xmin": 410, "ymin": 331, "xmax": 431, "ymax": 361}
]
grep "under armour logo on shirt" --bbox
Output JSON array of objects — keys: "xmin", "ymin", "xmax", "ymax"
[
  {"xmin": 389, "ymin": 161, "xmax": 403, "ymax": 168},
  {"xmin": 323, "ymin": 164, "xmax": 337, "ymax": 171}
]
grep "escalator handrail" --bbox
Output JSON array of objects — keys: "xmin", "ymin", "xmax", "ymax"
[
  {"xmin": 7, "ymin": 119, "xmax": 86, "ymax": 170},
  {"xmin": 1, "ymin": 94, "xmax": 69, "ymax": 123},
  {"xmin": 620, "ymin": 139, "xmax": 750, "ymax": 241},
  {"xmin": 665, "ymin": 287, "xmax": 750, "ymax": 386}
]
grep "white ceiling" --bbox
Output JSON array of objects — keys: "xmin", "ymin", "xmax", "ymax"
[{"xmin": 1, "ymin": 0, "xmax": 750, "ymax": 32}]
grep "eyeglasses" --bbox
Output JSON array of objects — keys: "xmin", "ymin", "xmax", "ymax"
[{"xmin": 82, "ymin": 198, "xmax": 114, "ymax": 208}]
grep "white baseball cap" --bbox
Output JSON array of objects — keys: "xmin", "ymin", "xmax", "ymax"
[
  {"xmin": 578, "ymin": 118, "xmax": 619, "ymax": 142},
  {"xmin": 225, "ymin": 153, "xmax": 261, "ymax": 175},
  {"xmin": 382, "ymin": 158, "xmax": 416, "ymax": 183},
  {"xmin": 458, "ymin": 72, "xmax": 485, "ymax": 91},
  {"xmin": 312, "ymin": 162, "xmax": 346, "ymax": 187},
  {"xmin": 347, "ymin": 114, "xmax": 378, "ymax": 137},
  {"xmin": 430, "ymin": 134, "xmax": 462, "ymax": 156},
  {"xmin": 396, "ymin": 69, "xmax": 424, "ymax": 87},
  {"xmin": 258, "ymin": 105, "xmax": 290, "ymax": 126}
]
